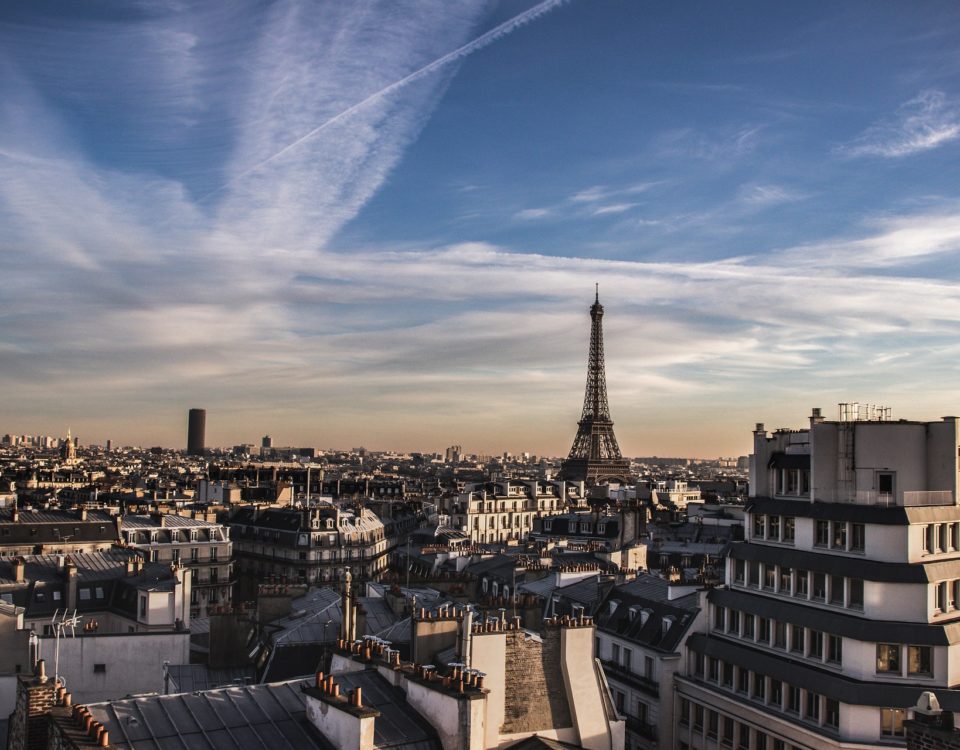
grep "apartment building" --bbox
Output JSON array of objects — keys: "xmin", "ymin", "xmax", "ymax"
[
  {"xmin": 675, "ymin": 407, "xmax": 960, "ymax": 749},
  {"xmin": 443, "ymin": 480, "xmax": 582, "ymax": 545},
  {"xmin": 120, "ymin": 512, "xmax": 233, "ymax": 616}
]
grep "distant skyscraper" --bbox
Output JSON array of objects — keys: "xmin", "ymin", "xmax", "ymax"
[
  {"xmin": 561, "ymin": 287, "xmax": 630, "ymax": 485},
  {"xmin": 187, "ymin": 408, "xmax": 206, "ymax": 456},
  {"xmin": 261, "ymin": 435, "xmax": 273, "ymax": 449}
]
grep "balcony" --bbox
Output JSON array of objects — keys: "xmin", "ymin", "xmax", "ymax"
[
  {"xmin": 600, "ymin": 660, "xmax": 659, "ymax": 698},
  {"xmin": 624, "ymin": 715, "xmax": 658, "ymax": 741},
  {"xmin": 813, "ymin": 490, "xmax": 954, "ymax": 507}
]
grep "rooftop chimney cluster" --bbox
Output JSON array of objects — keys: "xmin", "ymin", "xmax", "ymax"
[{"xmin": 311, "ymin": 671, "xmax": 363, "ymax": 708}]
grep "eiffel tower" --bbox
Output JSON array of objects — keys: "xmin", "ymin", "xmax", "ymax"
[{"xmin": 561, "ymin": 286, "xmax": 631, "ymax": 485}]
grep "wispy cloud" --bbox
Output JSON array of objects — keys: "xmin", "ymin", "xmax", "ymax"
[{"xmin": 839, "ymin": 90, "xmax": 960, "ymax": 158}]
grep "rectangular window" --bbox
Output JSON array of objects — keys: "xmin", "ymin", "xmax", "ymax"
[
  {"xmin": 722, "ymin": 661, "xmax": 734, "ymax": 688},
  {"xmin": 612, "ymin": 643, "xmax": 620, "ymax": 663},
  {"xmin": 770, "ymin": 679, "xmax": 783, "ymax": 707},
  {"xmin": 783, "ymin": 517, "xmax": 795, "ymax": 542},
  {"xmin": 756, "ymin": 735, "xmax": 767, "ymax": 750},
  {"xmin": 139, "ymin": 596, "xmax": 147, "ymax": 617},
  {"xmin": 788, "ymin": 685, "xmax": 801, "ymax": 713},
  {"xmin": 645, "ymin": 656, "xmax": 654, "ymax": 679},
  {"xmin": 622, "ymin": 648, "xmax": 632, "ymax": 670},
  {"xmin": 952, "ymin": 523, "xmax": 960, "ymax": 552},
  {"xmin": 795, "ymin": 570, "xmax": 809, "ymax": 597},
  {"xmin": 79, "ymin": 588, "xmax": 91, "ymax": 601},
  {"xmin": 925, "ymin": 525, "xmax": 935, "ymax": 554},
  {"xmin": 826, "ymin": 698, "xmax": 840, "ymax": 729},
  {"xmin": 877, "ymin": 644, "xmax": 901, "ymax": 674},
  {"xmin": 791, "ymin": 624, "xmax": 804, "ymax": 654},
  {"xmin": 715, "ymin": 605, "xmax": 726, "ymax": 630},
  {"xmin": 708, "ymin": 711, "xmax": 718, "ymax": 738},
  {"xmin": 709, "ymin": 657, "xmax": 719, "ymax": 682},
  {"xmin": 738, "ymin": 667, "xmax": 750, "ymax": 693},
  {"xmin": 764, "ymin": 565, "xmax": 776, "ymax": 590},
  {"xmin": 743, "ymin": 614, "xmax": 754, "ymax": 639},
  {"xmin": 936, "ymin": 581, "xmax": 946, "ymax": 612},
  {"xmin": 806, "ymin": 691, "xmax": 820, "ymax": 721},
  {"xmin": 758, "ymin": 617, "xmax": 770, "ymax": 643},
  {"xmin": 878, "ymin": 472, "xmax": 895, "ymax": 497},
  {"xmin": 815, "ymin": 520, "xmax": 829, "ymax": 546},
  {"xmin": 849, "ymin": 579, "xmax": 864, "ymax": 610},
  {"xmin": 93, "ymin": 664, "xmax": 106, "ymax": 674},
  {"xmin": 754, "ymin": 514, "xmax": 766, "ymax": 539},
  {"xmin": 881, "ymin": 708, "xmax": 905, "ymax": 737},
  {"xmin": 191, "ymin": 548, "xmax": 199, "ymax": 561},
  {"xmin": 851, "ymin": 523, "xmax": 865, "ymax": 552},
  {"xmin": 768, "ymin": 515, "xmax": 780, "ymax": 541},
  {"xmin": 723, "ymin": 716, "xmax": 735, "ymax": 745},
  {"xmin": 830, "ymin": 575, "xmax": 845, "ymax": 606},
  {"xmin": 809, "ymin": 630, "xmax": 824, "ymax": 659},
  {"xmin": 828, "ymin": 634, "xmax": 843, "ymax": 664},
  {"xmin": 774, "ymin": 621, "xmax": 787, "ymax": 649},
  {"xmin": 779, "ymin": 566, "xmax": 792, "ymax": 594},
  {"xmin": 832, "ymin": 522, "xmax": 847, "ymax": 549},
  {"xmin": 813, "ymin": 572, "xmax": 827, "ymax": 602},
  {"xmin": 694, "ymin": 705, "xmax": 704, "ymax": 731},
  {"xmin": 734, "ymin": 559, "xmax": 745, "ymax": 584},
  {"xmin": 749, "ymin": 561, "xmax": 761, "ymax": 588},
  {"xmin": 752, "ymin": 675, "xmax": 766, "ymax": 700},
  {"xmin": 908, "ymin": 645, "xmax": 932, "ymax": 676},
  {"xmin": 728, "ymin": 609, "xmax": 740, "ymax": 634}
]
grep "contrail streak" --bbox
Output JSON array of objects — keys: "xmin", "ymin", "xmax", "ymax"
[{"xmin": 203, "ymin": 0, "xmax": 568, "ymax": 202}]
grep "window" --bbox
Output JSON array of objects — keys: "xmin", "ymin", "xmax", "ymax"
[
  {"xmin": 791, "ymin": 624, "xmax": 804, "ymax": 654},
  {"xmin": 728, "ymin": 609, "xmax": 740, "ymax": 634},
  {"xmin": 140, "ymin": 596, "xmax": 147, "ymax": 617},
  {"xmin": 877, "ymin": 644, "xmax": 901, "ymax": 674},
  {"xmin": 951, "ymin": 524, "xmax": 960, "ymax": 552},
  {"xmin": 936, "ymin": 581, "xmax": 947, "ymax": 612},
  {"xmin": 826, "ymin": 698, "xmax": 840, "ymax": 729},
  {"xmin": 708, "ymin": 711, "xmax": 718, "ymax": 738},
  {"xmin": 828, "ymin": 634, "xmax": 843, "ymax": 664},
  {"xmin": 758, "ymin": 617, "xmax": 770, "ymax": 643},
  {"xmin": 812, "ymin": 572, "xmax": 827, "ymax": 602},
  {"xmin": 611, "ymin": 643, "xmax": 620, "ymax": 663},
  {"xmin": 774, "ymin": 621, "xmax": 786, "ymax": 649},
  {"xmin": 749, "ymin": 561, "xmax": 761, "ymax": 587},
  {"xmin": 830, "ymin": 575, "xmax": 845, "ymax": 606},
  {"xmin": 788, "ymin": 685, "xmax": 801, "ymax": 713},
  {"xmin": 715, "ymin": 605, "xmax": 726, "ymax": 630},
  {"xmin": 795, "ymin": 570, "xmax": 809, "ymax": 597},
  {"xmin": 763, "ymin": 565, "xmax": 776, "ymax": 590},
  {"xmin": 809, "ymin": 630, "xmax": 824, "ymax": 659},
  {"xmin": 832, "ymin": 522, "xmax": 847, "ymax": 549},
  {"xmin": 752, "ymin": 674, "xmax": 766, "ymax": 700},
  {"xmin": 743, "ymin": 614, "xmax": 755, "ymax": 639},
  {"xmin": 191, "ymin": 548, "xmax": 199, "ymax": 562},
  {"xmin": 908, "ymin": 645, "xmax": 932, "ymax": 676},
  {"xmin": 645, "ymin": 656, "xmax": 654, "ymax": 679},
  {"xmin": 779, "ymin": 567, "xmax": 792, "ymax": 594},
  {"xmin": 709, "ymin": 657, "xmax": 719, "ymax": 681},
  {"xmin": 738, "ymin": 667, "xmax": 749, "ymax": 693},
  {"xmin": 880, "ymin": 708, "xmax": 906, "ymax": 737},
  {"xmin": 79, "ymin": 588, "xmax": 91, "ymax": 601},
  {"xmin": 806, "ymin": 691, "xmax": 820, "ymax": 721},
  {"xmin": 851, "ymin": 523, "xmax": 865, "ymax": 552},
  {"xmin": 623, "ymin": 648, "xmax": 632, "ymax": 670},
  {"xmin": 679, "ymin": 698, "xmax": 690, "ymax": 725},
  {"xmin": 783, "ymin": 517, "xmax": 795, "ymax": 542},
  {"xmin": 924, "ymin": 525, "xmax": 935, "ymax": 554},
  {"xmin": 754, "ymin": 514, "xmax": 766, "ymax": 539},
  {"xmin": 770, "ymin": 679, "xmax": 783, "ymax": 706},
  {"xmin": 815, "ymin": 520, "xmax": 829, "ymax": 546},
  {"xmin": 734, "ymin": 559, "xmax": 745, "ymax": 584},
  {"xmin": 93, "ymin": 664, "xmax": 106, "ymax": 674},
  {"xmin": 769, "ymin": 515, "xmax": 780, "ymax": 540},
  {"xmin": 877, "ymin": 472, "xmax": 895, "ymax": 497},
  {"xmin": 722, "ymin": 662, "xmax": 734, "ymax": 688},
  {"xmin": 694, "ymin": 704, "xmax": 704, "ymax": 731},
  {"xmin": 723, "ymin": 716, "xmax": 735, "ymax": 746},
  {"xmin": 849, "ymin": 579, "xmax": 864, "ymax": 610}
]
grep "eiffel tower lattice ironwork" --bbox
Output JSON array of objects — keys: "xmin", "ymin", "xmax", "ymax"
[{"xmin": 561, "ymin": 286, "xmax": 631, "ymax": 485}]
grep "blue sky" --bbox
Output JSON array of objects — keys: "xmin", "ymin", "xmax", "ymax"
[{"xmin": 2, "ymin": 0, "xmax": 960, "ymax": 456}]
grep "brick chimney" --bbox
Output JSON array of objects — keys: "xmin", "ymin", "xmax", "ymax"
[
  {"xmin": 6, "ymin": 660, "xmax": 59, "ymax": 750},
  {"xmin": 13, "ymin": 556, "xmax": 25, "ymax": 583}
]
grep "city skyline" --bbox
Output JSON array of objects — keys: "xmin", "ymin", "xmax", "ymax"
[{"xmin": 2, "ymin": 1, "xmax": 960, "ymax": 456}]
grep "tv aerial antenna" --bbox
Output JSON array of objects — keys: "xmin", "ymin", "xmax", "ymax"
[{"xmin": 51, "ymin": 608, "xmax": 83, "ymax": 686}]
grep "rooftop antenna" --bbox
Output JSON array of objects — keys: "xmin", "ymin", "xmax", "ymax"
[
  {"xmin": 595, "ymin": 282, "xmax": 599, "ymax": 304},
  {"xmin": 51, "ymin": 609, "xmax": 82, "ymax": 686}
]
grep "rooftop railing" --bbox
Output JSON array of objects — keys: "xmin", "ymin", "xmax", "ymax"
[{"xmin": 812, "ymin": 489, "xmax": 955, "ymax": 507}]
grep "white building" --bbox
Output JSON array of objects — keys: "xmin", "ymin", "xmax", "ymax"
[{"xmin": 675, "ymin": 407, "xmax": 960, "ymax": 749}]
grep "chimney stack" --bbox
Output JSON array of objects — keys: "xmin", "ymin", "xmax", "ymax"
[{"xmin": 13, "ymin": 557, "xmax": 25, "ymax": 583}]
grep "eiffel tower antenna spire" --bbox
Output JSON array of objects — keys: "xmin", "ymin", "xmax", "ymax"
[{"xmin": 561, "ymin": 291, "xmax": 630, "ymax": 486}]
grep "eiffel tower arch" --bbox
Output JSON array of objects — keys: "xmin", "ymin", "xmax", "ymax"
[{"xmin": 561, "ymin": 287, "xmax": 631, "ymax": 485}]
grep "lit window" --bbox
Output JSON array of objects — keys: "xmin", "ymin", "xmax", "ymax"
[
  {"xmin": 908, "ymin": 645, "xmax": 932, "ymax": 677},
  {"xmin": 880, "ymin": 708, "xmax": 906, "ymax": 737},
  {"xmin": 876, "ymin": 644, "xmax": 901, "ymax": 674}
]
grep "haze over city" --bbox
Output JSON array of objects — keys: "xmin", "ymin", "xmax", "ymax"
[{"xmin": 2, "ymin": 1, "xmax": 959, "ymax": 456}]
